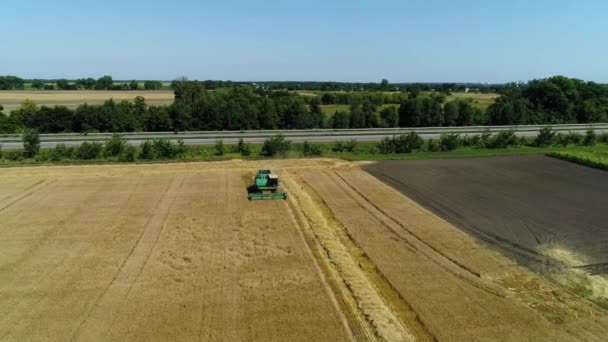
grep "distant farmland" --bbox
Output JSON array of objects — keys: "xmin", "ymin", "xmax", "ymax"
[
  {"xmin": 0, "ymin": 90, "xmax": 175, "ymax": 112},
  {"xmin": 316, "ymin": 92, "xmax": 498, "ymax": 114},
  {"xmin": 0, "ymin": 90, "xmax": 497, "ymax": 114}
]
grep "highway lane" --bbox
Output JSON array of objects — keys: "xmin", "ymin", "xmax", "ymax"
[{"xmin": 2, "ymin": 125, "xmax": 607, "ymax": 149}]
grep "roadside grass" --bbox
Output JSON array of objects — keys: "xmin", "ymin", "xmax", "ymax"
[
  {"xmin": 2, "ymin": 137, "xmax": 608, "ymax": 168},
  {"xmin": 546, "ymin": 150, "xmax": 608, "ymax": 170}
]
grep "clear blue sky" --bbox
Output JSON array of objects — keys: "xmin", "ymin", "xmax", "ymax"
[{"xmin": 2, "ymin": 0, "xmax": 607, "ymax": 83}]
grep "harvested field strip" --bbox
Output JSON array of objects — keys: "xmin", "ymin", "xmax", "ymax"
[
  {"xmin": 330, "ymin": 171, "xmax": 506, "ymax": 297},
  {"xmin": 300, "ymin": 167, "xmax": 599, "ymax": 340},
  {"xmin": 282, "ymin": 174, "xmax": 415, "ymax": 342}
]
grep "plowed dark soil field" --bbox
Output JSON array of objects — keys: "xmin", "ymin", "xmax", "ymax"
[{"xmin": 363, "ymin": 155, "xmax": 608, "ymax": 271}]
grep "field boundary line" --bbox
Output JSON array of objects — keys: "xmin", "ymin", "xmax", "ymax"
[{"xmin": 0, "ymin": 179, "xmax": 54, "ymax": 213}]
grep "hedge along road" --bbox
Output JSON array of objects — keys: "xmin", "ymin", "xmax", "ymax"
[{"xmin": 1, "ymin": 123, "xmax": 607, "ymax": 149}]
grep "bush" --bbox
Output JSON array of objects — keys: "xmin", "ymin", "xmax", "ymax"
[
  {"xmin": 118, "ymin": 145, "xmax": 137, "ymax": 162},
  {"xmin": 534, "ymin": 127, "xmax": 556, "ymax": 147},
  {"xmin": 377, "ymin": 133, "xmax": 422, "ymax": 154},
  {"xmin": 488, "ymin": 130, "xmax": 518, "ymax": 149},
  {"xmin": 582, "ymin": 129, "xmax": 597, "ymax": 146},
  {"xmin": 439, "ymin": 133, "xmax": 460, "ymax": 151},
  {"xmin": 377, "ymin": 137, "xmax": 394, "ymax": 154},
  {"xmin": 152, "ymin": 138, "xmax": 178, "ymax": 158},
  {"xmin": 567, "ymin": 131, "xmax": 583, "ymax": 145},
  {"xmin": 105, "ymin": 133, "xmax": 126, "ymax": 157},
  {"xmin": 4, "ymin": 150, "xmax": 23, "ymax": 161},
  {"xmin": 49, "ymin": 144, "xmax": 74, "ymax": 161},
  {"xmin": 599, "ymin": 133, "xmax": 608, "ymax": 143},
  {"xmin": 76, "ymin": 141, "xmax": 103, "ymax": 160},
  {"xmin": 140, "ymin": 141, "xmax": 156, "ymax": 159},
  {"xmin": 215, "ymin": 139, "xmax": 225, "ymax": 156},
  {"xmin": 302, "ymin": 141, "xmax": 322, "ymax": 156},
  {"xmin": 555, "ymin": 133, "xmax": 570, "ymax": 147},
  {"xmin": 461, "ymin": 135, "xmax": 474, "ymax": 147},
  {"xmin": 35, "ymin": 150, "xmax": 50, "ymax": 162},
  {"xmin": 426, "ymin": 139, "xmax": 440, "ymax": 152},
  {"xmin": 261, "ymin": 135, "xmax": 290, "ymax": 157},
  {"xmin": 176, "ymin": 139, "xmax": 187, "ymax": 156},
  {"xmin": 22, "ymin": 128, "xmax": 40, "ymax": 158},
  {"xmin": 0, "ymin": 144, "xmax": 2, "ymax": 159},
  {"xmin": 332, "ymin": 139, "xmax": 358, "ymax": 153},
  {"xmin": 475, "ymin": 130, "xmax": 492, "ymax": 149}
]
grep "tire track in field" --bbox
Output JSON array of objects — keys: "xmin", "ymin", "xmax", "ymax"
[
  {"xmin": 71, "ymin": 176, "xmax": 183, "ymax": 341},
  {"xmin": 0, "ymin": 179, "xmax": 46, "ymax": 205},
  {"xmin": 0, "ymin": 179, "xmax": 54, "ymax": 213},
  {"xmin": 282, "ymin": 173, "xmax": 415, "ymax": 342},
  {"xmin": 366, "ymin": 170, "xmax": 552, "ymax": 264},
  {"xmin": 331, "ymin": 171, "xmax": 507, "ymax": 298},
  {"xmin": 125, "ymin": 176, "xmax": 186, "ymax": 295},
  {"xmin": 0, "ymin": 179, "xmax": 120, "ymax": 340}
]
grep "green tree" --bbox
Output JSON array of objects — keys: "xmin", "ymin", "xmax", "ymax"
[
  {"xmin": 31, "ymin": 79, "xmax": 44, "ymax": 89},
  {"xmin": 129, "ymin": 80, "xmax": 139, "ymax": 90},
  {"xmin": 13, "ymin": 99, "xmax": 38, "ymax": 125},
  {"xmin": 56, "ymin": 79, "xmax": 71, "ymax": 90},
  {"xmin": 22, "ymin": 128, "xmax": 40, "ymax": 157},
  {"xmin": 169, "ymin": 101, "xmax": 192, "ymax": 132},
  {"xmin": 380, "ymin": 79, "xmax": 390, "ymax": 91},
  {"xmin": 172, "ymin": 78, "xmax": 205, "ymax": 105},
  {"xmin": 380, "ymin": 106, "xmax": 398, "ymax": 127},
  {"xmin": 144, "ymin": 80, "xmax": 163, "ymax": 90},
  {"xmin": 95, "ymin": 75, "xmax": 113, "ymax": 90}
]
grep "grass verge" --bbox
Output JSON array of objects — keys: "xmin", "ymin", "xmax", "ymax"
[{"xmin": 546, "ymin": 150, "xmax": 608, "ymax": 171}]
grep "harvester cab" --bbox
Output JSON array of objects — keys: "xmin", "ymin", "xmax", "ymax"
[{"xmin": 248, "ymin": 170, "xmax": 288, "ymax": 200}]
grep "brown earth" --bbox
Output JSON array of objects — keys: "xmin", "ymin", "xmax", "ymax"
[
  {"xmin": 363, "ymin": 156, "xmax": 608, "ymax": 269},
  {"xmin": 1, "ymin": 158, "xmax": 607, "ymax": 341}
]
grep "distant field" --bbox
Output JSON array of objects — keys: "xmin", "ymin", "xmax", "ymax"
[
  {"xmin": 447, "ymin": 92, "xmax": 497, "ymax": 110},
  {"xmin": 319, "ymin": 92, "xmax": 496, "ymax": 114},
  {"xmin": 1, "ymin": 90, "xmax": 497, "ymax": 114},
  {"xmin": 320, "ymin": 103, "xmax": 398, "ymax": 114},
  {"xmin": 0, "ymin": 90, "xmax": 175, "ymax": 112}
]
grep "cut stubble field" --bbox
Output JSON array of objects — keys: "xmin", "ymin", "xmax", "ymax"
[
  {"xmin": 0, "ymin": 90, "xmax": 175, "ymax": 112},
  {"xmin": 0, "ymin": 158, "xmax": 607, "ymax": 341}
]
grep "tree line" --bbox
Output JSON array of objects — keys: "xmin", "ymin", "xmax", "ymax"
[
  {"xmin": 1, "ymin": 76, "xmax": 606, "ymax": 134},
  {"xmin": 488, "ymin": 76, "xmax": 608, "ymax": 124},
  {"xmin": 2, "ymin": 75, "xmax": 508, "ymax": 93},
  {"xmin": 0, "ymin": 75, "xmax": 163, "ymax": 91}
]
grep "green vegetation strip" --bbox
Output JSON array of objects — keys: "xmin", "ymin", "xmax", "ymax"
[{"xmin": 547, "ymin": 151, "xmax": 608, "ymax": 171}]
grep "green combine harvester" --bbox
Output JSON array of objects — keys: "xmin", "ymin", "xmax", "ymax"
[{"xmin": 248, "ymin": 170, "xmax": 288, "ymax": 200}]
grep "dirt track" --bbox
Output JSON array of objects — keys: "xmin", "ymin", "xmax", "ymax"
[{"xmin": 1, "ymin": 159, "xmax": 607, "ymax": 341}]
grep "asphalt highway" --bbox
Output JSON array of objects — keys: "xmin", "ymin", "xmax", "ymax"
[{"xmin": 1, "ymin": 124, "xmax": 607, "ymax": 148}]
